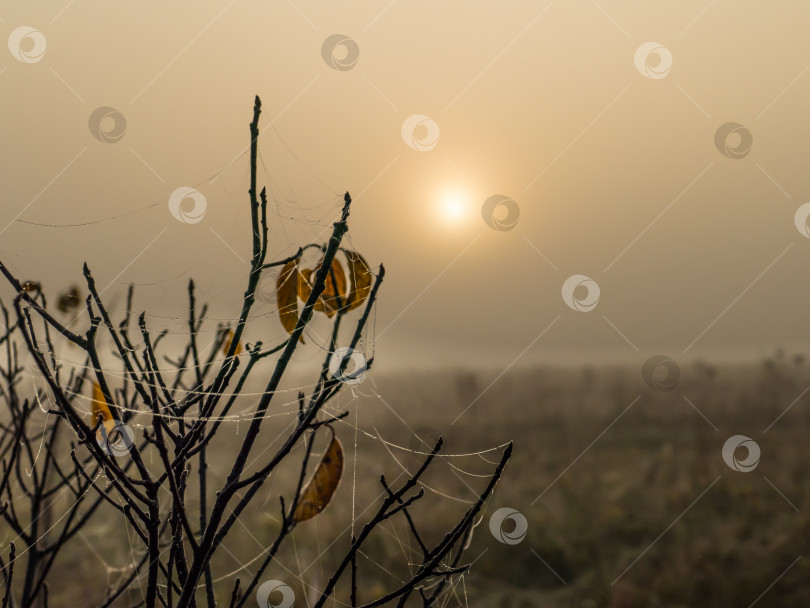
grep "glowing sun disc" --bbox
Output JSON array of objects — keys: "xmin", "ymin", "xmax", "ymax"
[{"xmin": 439, "ymin": 193, "xmax": 470, "ymax": 224}]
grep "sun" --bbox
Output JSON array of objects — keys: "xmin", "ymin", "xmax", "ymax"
[{"xmin": 438, "ymin": 191, "xmax": 471, "ymax": 225}]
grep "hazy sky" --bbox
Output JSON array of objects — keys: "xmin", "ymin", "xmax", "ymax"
[{"xmin": 2, "ymin": 1, "xmax": 810, "ymax": 371}]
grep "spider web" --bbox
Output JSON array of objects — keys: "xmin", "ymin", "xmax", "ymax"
[{"xmin": 0, "ymin": 126, "xmax": 503, "ymax": 608}]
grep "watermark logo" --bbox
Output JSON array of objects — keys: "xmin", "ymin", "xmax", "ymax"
[
  {"xmin": 489, "ymin": 507, "xmax": 528, "ymax": 545},
  {"xmin": 714, "ymin": 122, "xmax": 753, "ymax": 159},
  {"xmin": 8, "ymin": 27, "xmax": 46, "ymax": 63},
  {"xmin": 722, "ymin": 435, "xmax": 760, "ymax": 472},
  {"xmin": 321, "ymin": 34, "xmax": 359, "ymax": 71},
  {"xmin": 794, "ymin": 202, "xmax": 810, "ymax": 238},
  {"xmin": 97, "ymin": 421, "xmax": 135, "ymax": 458},
  {"xmin": 328, "ymin": 347, "xmax": 368, "ymax": 385},
  {"xmin": 256, "ymin": 580, "xmax": 295, "ymax": 608},
  {"xmin": 88, "ymin": 107, "xmax": 127, "ymax": 144},
  {"xmin": 642, "ymin": 355, "xmax": 680, "ymax": 392},
  {"xmin": 482, "ymin": 195, "xmax": 520, "ymax": 231},
  {"xmin": 561, "ymin": 275, "xmax": 600, "ymax": 312},
  {"xmin": 401, "ymin": 114, "xmax": 440, "ymax": 151},
  {"xmin": 257, "ymin": 272, "xmax": 277, "ymax": 305},
  {"xmin": 169, "ymin": 187, "xmax": 207, "ymax": 224},
  {"xmin": 634, "ymin": 42, "xmax": 671, "ymax": 79}
]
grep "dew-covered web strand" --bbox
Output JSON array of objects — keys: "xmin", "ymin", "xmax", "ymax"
[
  {"xmin": 24, "ymin": 409, "xmax": 50, "ymax": 475},
  {"xmin": 219, "ymin": 161, "xmax": 251, "ymax": 198},
  {"xmin": 211, "ymin": 466, "xmax": 405, "ymax": 607},
  {"xmin": 7, "ymin": 131, "xmax": 489, "ymax": 607},
  {"xmin": 107, "ymin": 208, "xmax": 342, "ymax": 328},
  {"xmin": 1, "ymin": 469, "xmax": 98, "ymax": 568},
  {"xmin": 77, "ymin": 533, "xmax": 110, "ymax": 587},
  {"xmin": 385, "ymin": 517, "xmax": 414, "ymax": 575},
  {"xmin": 133, "ymin": 203, "xmax": 350, "ymax": 328},
  {"xmin": 9, "ymin": 121, "xmax": 340, "ymax": 232},
  {"xmin": 135, "ymin": 259, "xmax": 378, "ymax": 328},
  {"xmin": 287, "ymin": 534, "xmax": 313, "ymax": 608},
  {"xmin": 27, "ymin": 361, "xmax": 509, "ymax": 467},
  {"xmin": 190, "ymin": 389, "xmax": 475, "ymax": 598},
  {"xmin": 30, "ymin": 350, "xmax": 324, "ymax": 393},
  {"xmin": 12, "ymin": 153, "xmax": 249, "ymax": 229},
  {"xmin": 203, "ymin": 429, "xmax": 357, "ymax": 605},
  {"xmin": 265, "ymin": 123, "xmax": 341, "ymax": 200},
  {"xmin": 86, "ymin": 190, "xmax": 362, "ymax": 330},
  {"xmin": 113, "ymin": 484, "xmax": 195, "ymax": 601},
  {"xmin": 195, "ymin": 402, "xmax": 483, "ymax": 605},
  {"xmin": 123, "ymin": 519, "xmax": 148, "ymax": 603}
]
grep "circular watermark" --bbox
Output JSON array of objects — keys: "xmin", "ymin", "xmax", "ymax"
[
  {"xmin": 561, "ymin": 275, "xmax": 600, "ymax": 312},
  {"xmin": 96, "ymin": 420, "xmax": 135, "ymax": 458},
  {"xmin": 722, "ymin": 435, "xmax": 760, "ymax": 473},
  {"xmin": 641, "ymin": 355, "xmax": 680, "ymax": 392},
  {"xmin": 328, "ymin": 347, "xmax": 368, "ymax": 385},
  {"xmin": 714, "ymin": 122, "xmax": 753, "ymax": 159},
  {"xmin": 8, "ymin": 27, "xmax": 46, "ymax": 63},
  {"xmin": 256, "ymin": 580, "xmax": 295, "ymax": 608},
  {"xmin": 321, "ymin": 34, "xmax": 359, "ymax": 71},
  {"xmin": 257, "ymin": 271, "xmax": 277, "ymax": 305},
  {"xmin": 488, "ymin": 507, "xmax": 528, "ymax": 545},
  {"xmin": 401, "ymin": 114, "xmax": 440, "ymax": 151},
  {"xmin": 794, "ymin": 202, "xmax": 810, "ymax": 238},
  {"xmin": 169, "ymin": 187, "xmax": 207, "ymax": 224},
  {"xmin": 634, "ymin": 42, "xmax": 672, "ymax": 79},
  {"xmin": 88, "ymin": 107, "xmax": 127, "ymax": 144},
  {"xmin": 482, "ymin": 195, "xmax": 520, "ymax": 231}
]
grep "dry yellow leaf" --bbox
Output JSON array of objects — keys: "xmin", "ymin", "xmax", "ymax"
[
  {"xmin": 277, "ymin": 260, "xmax": 303, "ymax": 343},
  {"xmin": 298, "ymin": 265, "xmax": 330, "ymax": 315},
  {"xmin": 223, "ymin": 329, "xmax": 242, "ymax": 355},
  {"xmin": 323, "ymin": 258, "xmax": 347, "ymax": 297},
  {"xmin": 297, "ymin": 268, "xmax": 317, "ymax": 308},
  {"xmin": 91, "ymin": 382, "xmax": 116, "ymax": 435},
  {"xmin": 297, "ymin": 258, "xmax": 348, "ymax": 318},
  {"xmin": 322, "ymin": 258, "xmax": 347, "ymax": 315},
  {"xmin": 344, "ymin": 251, "xmax": 372, "ymax": 312},
  {"xmin": 292, "ymin": 434, "xmax": 344, "ymax": 522}
]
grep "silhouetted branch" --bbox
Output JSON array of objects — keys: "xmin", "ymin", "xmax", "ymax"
[{"xmin": 0, "ymin": 96, "xmax": 512, "ymax": 608}]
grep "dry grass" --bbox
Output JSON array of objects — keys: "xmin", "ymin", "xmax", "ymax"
[{"xmin": 9, "ymin": 356, "xmax": 810, "ymax": 606}]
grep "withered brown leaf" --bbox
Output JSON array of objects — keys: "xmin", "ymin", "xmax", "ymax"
[
  {"xmin": 297, "ymin": 258, "xmax": 348, "ymax": 318},
  {"xmin": 343, "ymin": 251, "xmax": 372, "ymax": 312},
  {"xmin": 292, "ymin": 434, "xmax": 344, "ymax": 522},
  {"xmin": 276, "ymin": 260, "xmax": 303, "ymax": 343},
  {"xmin": 222, "ymin": 329, "xmax": 243, "ymax": 355}
]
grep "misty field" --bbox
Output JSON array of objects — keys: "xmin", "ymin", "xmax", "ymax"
[{"xmin": 16, "ymin": 355, "xmax": 810, "ymax": 607}]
